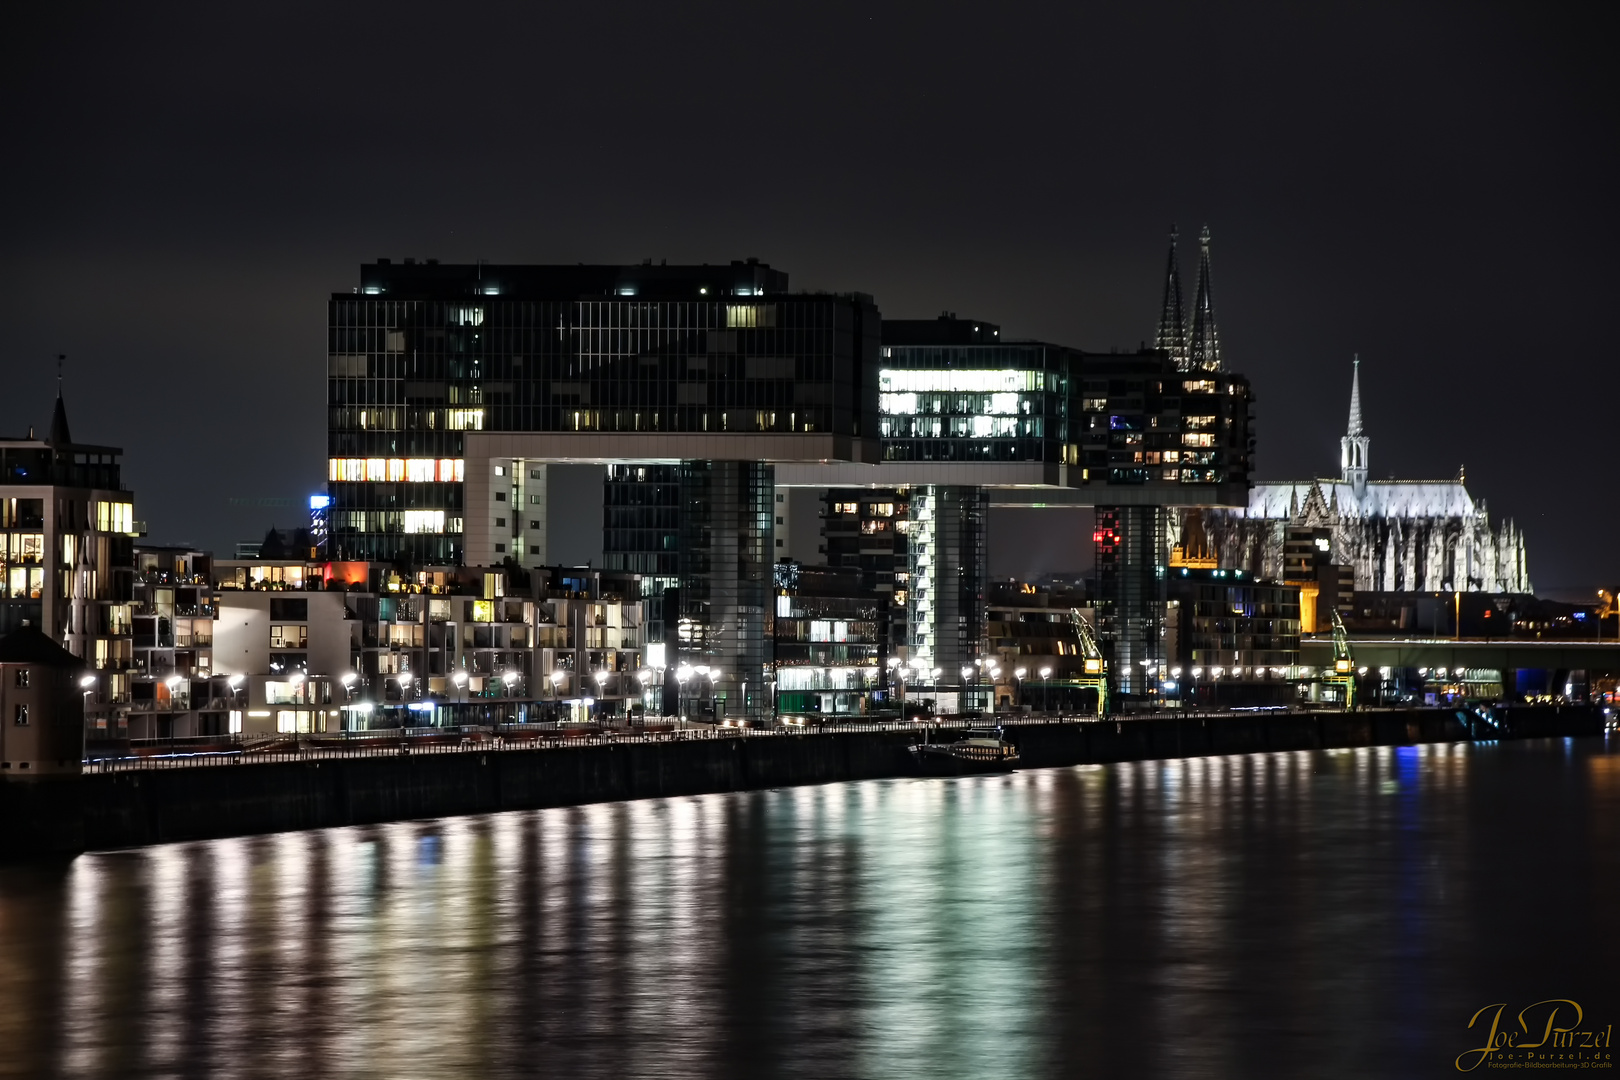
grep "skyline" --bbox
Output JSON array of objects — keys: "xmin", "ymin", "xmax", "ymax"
[{"xmin": 2, "ymin": 3, "xmax": 1613, "ymax": 589}]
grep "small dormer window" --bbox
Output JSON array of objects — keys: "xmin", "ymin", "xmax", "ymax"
[
  {"xmin": 13, "ymin": 704, "xmax": 28, "ymax": 726},
  {"xmin": 12, "ymin": 668, "xmax": 27, "ymax": 688}
]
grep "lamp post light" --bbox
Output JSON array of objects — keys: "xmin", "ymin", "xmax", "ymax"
[
  {"xmin": 226, "ymin": 673, "xmax": 246, "ymax": 735},
  {"xmin": 164, "ymin": 675, "xmax": 182, "ymax": 751},
  {"xmin": 79, "ymin": 674, "xmax": 97, "ymax": 737},
  {"xmin": 1038, "ymin": 665, "xmax": 1052, "ymax": 714},
  {"xmin": 501, "ymin": 670, "xmax": 519, "ymax": 726},
  {"xmin": 675, "ymin": 665, "xmax": 693, "ymax": 727},
  {"xmin": 593, "ymin": 670, "xmax": 608, "ymax": 722},
  {"xmin": 548, "ymin": 670, "xmax": 565, "ymax": 722}
]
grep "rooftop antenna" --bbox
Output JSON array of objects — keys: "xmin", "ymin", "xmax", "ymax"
[{"xmin": 57, "ymin": 353, "xmax": 65, "ymax": 395}]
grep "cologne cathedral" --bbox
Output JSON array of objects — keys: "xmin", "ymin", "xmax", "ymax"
[{"xmin": 1154, "ymin": 226, "xmax": 1532, "ymax": 595}]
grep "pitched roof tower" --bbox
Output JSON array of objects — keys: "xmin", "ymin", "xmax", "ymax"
[
  {"xmin": 1154, "ymin": 225, "xmax": 1189, "ymax": 370},
  {"xmin": 1187, "ymin": 225, "xmax": 1221, "ymax": 371}
]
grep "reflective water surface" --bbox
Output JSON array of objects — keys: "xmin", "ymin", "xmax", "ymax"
[{"xmin": 2, "ymin": 737, "xmax": 1617, "ymax": 1079}]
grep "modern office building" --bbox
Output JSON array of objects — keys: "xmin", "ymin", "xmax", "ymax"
[
  {"xmin": 327, "ymin": 259, "xmax": 881, "ymax": 722},
  {"xmin": 0, "ymin": 393, "xmax": 137, "ymax": 733},
  {"xmin": 326, "ymin": 251, "xmax": 1256, "ymax": 717}
]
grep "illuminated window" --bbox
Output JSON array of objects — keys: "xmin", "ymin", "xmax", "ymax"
[
  {"xmin": 1183, "ymin": 380, "xmax": 1217, "ymax": 393},
  {"xmin": 95, "ymin": 501, "xmax": 134, "ymax": 533},
  {"xmin": 879, "ymin": 370, "xmax": 1043, "ymax": 394},
  {"xmin": 1182, "ymin": 433, "xmax": 1215, "ymax": 447},
  {"xmin": 403, "ymin": 510, "xmax": 445, "ymax": 534},
  {"xmin": 725, "ymin": 304, "xmax": 777, "ymax": 328},
  {"xmin": 448, "ymin": 409, "xmax": 484, "ymax": 431},
  {"xmin": 269, "ymin": 625, "xmax": 308, "ymax": 649},
  {"xmin": 329, "ymin": 458, "xmax": 464, "ymax": 483}
]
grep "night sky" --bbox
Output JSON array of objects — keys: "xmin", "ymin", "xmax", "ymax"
[{"xmin": 2, "ymin": 4, "xmax": 1613, "ymax": 592}]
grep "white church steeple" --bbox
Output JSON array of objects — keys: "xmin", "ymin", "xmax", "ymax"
[{"xmin": 1340, "ymin": 356, "xmax": 1369, "ymax": 492}]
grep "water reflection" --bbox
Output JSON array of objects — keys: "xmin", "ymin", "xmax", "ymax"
[{"xmin": 2, "ymin": 736, "xmax": 1617, "ymax": 1079}]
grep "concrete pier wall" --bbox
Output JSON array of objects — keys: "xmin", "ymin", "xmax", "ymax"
[{"xmin": 0, "ymin": 705, "xmax": 1603, "ymax": 858}]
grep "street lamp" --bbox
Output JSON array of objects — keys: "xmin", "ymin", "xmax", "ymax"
[
  {"xmin": 164, "ymin": 675, "xmax": 182, "ymax": 749},
  {"xmin": 675, "ymin": 665, "xmax": 693, "ymax": 727},
  {"xmin": 548, "ymin": 670, "xmax": 565, "ymax": 721},
  {"xmin": 1014, "ymin": 667, "xmax": 1026, "ymax": 712},
  {"xmin": 80, "ymin": 674, "xmax": 96, "ymax": 734},
  {"xmin": 1038, "ymin": 665, "xmax": 1052, "ymax": 714}
]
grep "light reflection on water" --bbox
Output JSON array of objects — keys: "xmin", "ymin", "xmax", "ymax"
[{"xmin": 2, "ymin": 737, "xmax": 1617, "ymax": 1079}]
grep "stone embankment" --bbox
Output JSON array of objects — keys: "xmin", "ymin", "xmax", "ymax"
[{"xmin": 0, "ymin": 704, "xmax": 1602, "ymax": 857}]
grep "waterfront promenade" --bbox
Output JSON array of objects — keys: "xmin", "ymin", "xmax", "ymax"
[{"xmin": 0, "ymin": 703, "xmax": 1599, "ymax": 860}]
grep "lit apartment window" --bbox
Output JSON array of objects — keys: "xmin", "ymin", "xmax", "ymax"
[
  {"xmin": 13, "ymin": 704, "xmax": 28, "ymax": 726},
  {"xmin": 13, "ymin": 668, "xmax": 28, "ymax": 688},
  {"xmin": 269, "ymin": 625, "xmax": 308, "ymax": 649}
]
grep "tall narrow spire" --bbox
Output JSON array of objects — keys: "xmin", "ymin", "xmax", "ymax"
[
  {"xmin": 1187, "ymin": 224, "xmax": 1221, "ymax": 371},
  {"xmin": 1154, "ymin": 225, "xmax": 1189, "ymax": 370},
  {"xmin": 1340, "ymin": 355, "xmax": 1368, "ymax": 492},
  {"xmin": 48, "ymin": 354, "xmax": 72, "ymax": 446},
  {"xmin": 1346, "ymin": 354, "xmax": 1363, "ymax": 436}
]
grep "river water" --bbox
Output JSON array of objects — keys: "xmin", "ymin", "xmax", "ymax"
[{"xmin": 1, "ymin": 736, "xmax": 1617, "ymax": 1079}]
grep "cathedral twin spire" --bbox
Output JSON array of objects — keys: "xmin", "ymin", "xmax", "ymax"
[{"xmin": 1155, "ymin": 224, "xmax": 1220, "ymax": 372}]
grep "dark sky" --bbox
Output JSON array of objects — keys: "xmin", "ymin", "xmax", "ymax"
[{"xmin": 2, "ymin": 3, "xmax": 1613, "ymax": 590}]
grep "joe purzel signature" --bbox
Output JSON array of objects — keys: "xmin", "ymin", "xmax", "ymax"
[{"xmin": 1457, "ymin": 1000, "xmax": 1614, "ymax": 1072}]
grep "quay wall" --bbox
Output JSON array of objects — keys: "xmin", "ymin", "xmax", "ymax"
[{"xmin": 0, "ymin": 704, "xmax": 1604, "ymax": 858}]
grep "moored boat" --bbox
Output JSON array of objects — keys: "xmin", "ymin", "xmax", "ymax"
[{"xmin": 909, "ymin": 727, "xmax": 1020, "ymax": 775}]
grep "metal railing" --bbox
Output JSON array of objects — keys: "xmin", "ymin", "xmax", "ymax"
[{"xmin": 80, "ymin": 704, "xmax": 1495, "ymax": 773}]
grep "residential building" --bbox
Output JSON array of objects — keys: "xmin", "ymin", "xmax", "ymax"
[
  {"xmin": 0, "ymin": 623, "xmax": 86, "ymax": 776},
  {"xmin": 128, "ymin": 545, "xmax": 233, "ymax": 739},
  {"xmin": 985, "ymin": 579, "xmax": 1093, "ymax": 711},
  {"xmin": 211, "ymin": 558, "xmax": 645, "ymax": 731},
  {"xmin": 772, "ymin": 561, "xmax": 886, "ymax": 717},
  {"xmin": 1165, "ymin": 567, "xmax": 1302, "ymax": 707},
  {"xmin": 0, "ymin": 393, "xmax": 137, "ymax": 735}
]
